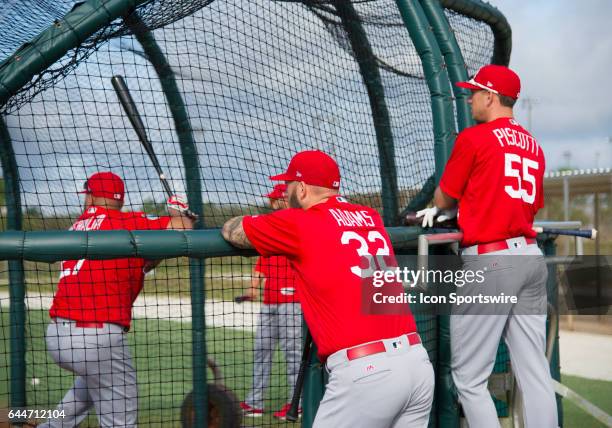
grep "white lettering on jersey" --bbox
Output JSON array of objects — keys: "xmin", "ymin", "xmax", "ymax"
[
  {"xmin": 70, "ymin": 214, "xmax": 106, "ymax": 231},
  {"xmin": 492, "ymin": 127, "xmax": 539, "ymax": 156},
  {"xmin": 329, "ymin": 209, "xmax": 375, "ymax": 228},
  {"xmin": 61, "ymin": 214, "xmax": 107, "ymax": 279},
  {"xmin": 492, "ymin": 129, "xmax": 505, "ymax": 147}
]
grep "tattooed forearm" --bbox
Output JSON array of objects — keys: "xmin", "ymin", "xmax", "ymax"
[{"xmin": 221, "ymin": 216, "xmax": 253, "ymax": 249}]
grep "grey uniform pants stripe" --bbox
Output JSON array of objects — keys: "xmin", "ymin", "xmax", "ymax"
[
  {"xmin": 39, "ymin": 320, "xmax": 137, "ymax": 428},
  {"xmin": 246, "ymin": 303, "xmax": 302, "ymax": 409},
  {"xmin": 451, "ymin": 244, "xmax": 558, "ymax": 428}
]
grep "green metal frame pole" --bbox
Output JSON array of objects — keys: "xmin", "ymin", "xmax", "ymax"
[
  {"xmin": 543, "ymin": 238, "xmax": 563, "ymax": 426},
  {"xmin": 125, "ymin": 13, "xmax": 207, "ymax": 427},
  {"xmin": 415, "ymin": 2, "xmax": 473, "ymax": 425},
  {"xmin": 394, "ymin": 1, "xmax": 457, "ymax": 426},
  {"xmin": 394, "ymin": 0, "xmax": 455, "ymax": 182},
  {"xmin": 333, "ymin": 0, "xmax": 399, "ymax": 226},
  {"xmin": 0, "ymin": 118, "xmax": 25, "ymax": 409},
  {"xmin": 0, "ymin": 0, "xmax": 153, "ymax": 108},
  {"xmin": 420, "ymin": 0, "xmax": 474, "ymax": 132},
  {"xmin": 439, "ymin": 0, "xmax": 512, "ymax": 66},
  {"xmin": 398, "ymin": 0, "xmax": 512, "ymax": 215},
  {"xmin": 416, "ymin": 2, "xmax": 474, "ymax": 424}
]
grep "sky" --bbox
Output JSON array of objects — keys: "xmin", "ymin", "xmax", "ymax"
[{"xmin": 487, "ymin": 0, "xmax": 612, "ymax": 171}]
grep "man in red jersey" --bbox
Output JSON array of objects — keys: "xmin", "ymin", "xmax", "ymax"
[
  {"xmin": 417, "ymin": 65, "xmax": 557, "ymax": 427},
  {"xmin": 223, "ymin": 151, "xmax": 434, "ymax": 427},
  {"xmin": 239, "ymin": 184, "xmax": 304, "ymax": 420},
  {"xmin": 40, "ymin": 172, "xmax": 194, "ymax": 428}
]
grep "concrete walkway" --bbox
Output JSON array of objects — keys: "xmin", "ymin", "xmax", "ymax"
[
  {"xmin": 560, "ymin": 329, "xmax": 612, "ymax": 381},
  {"xmin": 0, "ymin": 291, "xmax": 262, "ymax": 333}
]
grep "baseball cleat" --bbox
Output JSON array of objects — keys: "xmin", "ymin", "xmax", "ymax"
[
  {"xmin": 240, "ymin": 401, "xmax": 263, "ymax": 417},
  {"xmin": 273, "ymin": 402, "xmax": 302, "ymax": 420}
]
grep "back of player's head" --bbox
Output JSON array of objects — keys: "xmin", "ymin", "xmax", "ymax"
[
  {"xmin": 270, "ymin": 150, "xmax": 340, "ymax": 190},
  {"xmin": 81, "ymin": 171, "xmax": 125, "ymax": 201}
]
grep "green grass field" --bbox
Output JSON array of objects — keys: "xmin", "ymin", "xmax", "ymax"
[
  {"xmin": 562, "ymin": 374, "xmax": 612, "ymax": 428},
  {"xmin": 0, "ymin": 310, "xmax": 299, "ymax": 427}
]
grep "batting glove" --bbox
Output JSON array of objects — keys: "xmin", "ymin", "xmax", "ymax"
[
  {"xmin": 167, "ymin": 195, "xmax": 189, "ymax": 212},
  {"xmin": 416, "ymin": 207, "xmax": 439, "ymax": 228},
  {"xmin": 416, "ymin": 207, "xmax": 458, "ymax": 228},
  {"xmin": 436, "ymin": 207, "xmax": 457, "ymax": 223}
]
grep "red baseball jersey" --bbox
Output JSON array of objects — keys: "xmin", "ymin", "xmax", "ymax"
[
  {"xmin": 440, "ymin": 117, "xmax": 545, "ymax": 247},
  {"xmin": 254, "ymin": 256, "xmax": 299, "ymax": 304},
  {"xmin": 243, "ymin": 196, "xmax": 417, "ymax": 360},
  {"xmin": 49, "ymin": 206, "xmax": 170, "ymax": 328}
]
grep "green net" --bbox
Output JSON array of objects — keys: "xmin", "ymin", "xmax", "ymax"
[{"xmin": 0, "ymin": 0, "xmax": 499, "ymax": 426}]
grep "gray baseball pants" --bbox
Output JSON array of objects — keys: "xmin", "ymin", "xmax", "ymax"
[
  {"xmin": 245, "ymin": 303, "xmax": 302, "ymax": 409},
  {"xmin": 451, "ymin": 240, "xmax": 558, "ymax": 428},
  {"xmin": 39, "ymin": 319, "xmax": 137, "ymax": 428},
  {"xmin": 313, "ymin": 334, "xmax": 434, "ymax": 428}
]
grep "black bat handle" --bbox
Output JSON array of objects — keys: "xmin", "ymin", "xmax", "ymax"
[
  {"xmin": 111, "ymin": 75, "xmax": 175, "ymax": 199},
  {"xmin": 286, "ymin": 330, "xmax": 313, "ymax": 422}
]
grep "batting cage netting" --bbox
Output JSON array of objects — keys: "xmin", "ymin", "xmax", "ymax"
[{"xmin": 0, "ymin": 0, "xmax": 499, "ymax": 426}]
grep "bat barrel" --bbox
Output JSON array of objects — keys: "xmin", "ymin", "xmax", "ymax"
[
  {"xmin": 533, "ymin": 227, "xmax": 596, "ymax": 239},
  {"xmin": 112, "ymin": 75, "xmax": 176, "ymax": 199}
]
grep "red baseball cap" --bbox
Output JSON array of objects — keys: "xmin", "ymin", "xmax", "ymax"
[
  {"xmin": 80, "ymin": 172, "xmax": 125, "ymax": 201},
  {"xmin": 270, "ymin": 150, "xmax": 340, "ymax": 190},
  {"xmin": 266, "ymin": 183, "xmax": 287, "ymax": 200},
  {"xmin": 456, "ymin": 65, "xmax": 521, "ymax": 99}
]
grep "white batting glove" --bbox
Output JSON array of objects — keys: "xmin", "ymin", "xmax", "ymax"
[
  {"xmin": 416, "ymin": 206, "xmax": 439, "ymax": 228},
  {"xmin": 167, "ymin": 194, "xmax": 189, "ymax": 213},
  {"xmin": 436, "ymin": 208, "xmax": 457, "ymax": 223}
]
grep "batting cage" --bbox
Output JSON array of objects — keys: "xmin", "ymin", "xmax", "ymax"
[{"xmin": 0, "ymin": 0, "xmax": 561, "ymax": 427}]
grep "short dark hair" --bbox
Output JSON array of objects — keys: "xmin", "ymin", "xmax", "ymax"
[{"xmin": 498, "ymin": 94, "xmax": 517, "ymax": 108}]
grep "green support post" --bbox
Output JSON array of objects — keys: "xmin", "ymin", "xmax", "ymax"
[
  {"xmin": 420, "ymin": 0, "xmax": 474, "ymax": 132},
  {"xmin": 398, "ymin": 0, "xmax": 512, "ymax": 217},
  {"xmin": 439, "ymin": 0, "xmax": 512, "ymax": 66},
  {"xmin": 394, "ymin": 1, "xmax": 457, "ymax": 426},
  {"xmin": 394, "ymin": 0, "xmax": 456, "ymax": 182},
  {"xmin": 301, "ymin": 324, "xmax": 326, "ymax": 428},
  {"xmin": 0, "ymin": 0, "xmax": 153, "ymax": 108},
  {"xmin": 0, "ymin": 118, "xmax": 25, "ymax": 410},
  {"xmin": 333, "ymin": 0, "xmax": 399, "ymax": 226},
  {"xmin": 417, "ymin": 2, "xmax": 470, "ymax": 425},
  {"xmin": 125, "ymin": 13, "xmax": 207, "ymax": 427},
  {"xmin": 543, "ymin": 237, "xmax": 563, "ymax": 426}
]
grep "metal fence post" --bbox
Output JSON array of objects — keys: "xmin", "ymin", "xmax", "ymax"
[
  {"xmin": 0, "ymin": 117, "xmax": 25, "ymax": 410},
  {"xmin": 127, "ymin": 14, "xmax": 207, "ymax": 426}
]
